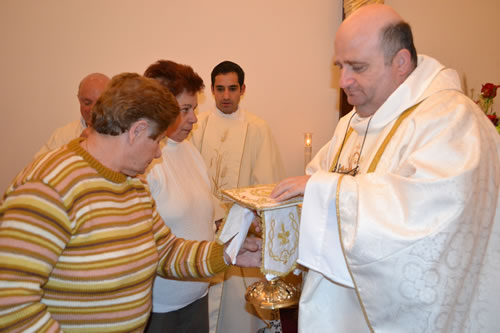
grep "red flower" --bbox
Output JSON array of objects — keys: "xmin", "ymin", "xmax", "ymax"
[
  {"xmin": 487, "ymin": 114, "xmax": 498, "ymax": 126},
  {"xmin": 481, "ymin": 83, "xmax": 498, "ymax": 99}
]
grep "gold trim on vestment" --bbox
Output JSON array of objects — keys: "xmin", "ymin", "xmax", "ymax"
[
  {"xmin": 236, "ymin": 122, "xmax": 249, "ymax": 187},
  {"xmin": 333, "ymin": 103, "xmax": 421, "ymax": 332},
  {"xmin": 201, "ymin": 113, "xmax": 248, "ymax": 200},
  {"xmin": 336, "ymin": 175, "xmax": 375, "ymax": 333},
  {"xmin": 367, "ymin": 103, "xmax": 421, "ymax": 173},
  {"xmin": 329, "ymin": 127, "xmax": 354, "ymax": 172}
]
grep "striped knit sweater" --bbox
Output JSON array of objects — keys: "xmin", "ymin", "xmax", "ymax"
[{"xmin": 0, "ymin": 138, "xmax": 228, "ymax": 332}]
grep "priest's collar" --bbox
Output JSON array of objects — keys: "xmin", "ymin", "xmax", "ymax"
[{"xmin": 214, "ymin": 106, "xmax": 245, "ymax": 121}]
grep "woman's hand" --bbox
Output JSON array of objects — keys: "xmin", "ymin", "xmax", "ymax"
[{"xmin": 225, "ymin": 237, "xmax": 262, "ymax": 267}]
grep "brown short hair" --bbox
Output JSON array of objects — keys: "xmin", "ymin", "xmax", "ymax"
[
  {"xmin": 144, "ymin": 60, "xmax": 204, "ymax": 96},
  {"xmin": 92, "ymin": 73, "xmax": 179, "ymax": 139}
]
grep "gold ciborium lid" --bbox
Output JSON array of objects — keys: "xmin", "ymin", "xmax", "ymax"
[{"xmin": 245, "ymin": 277, "xmax": 299, "ymax": 310}]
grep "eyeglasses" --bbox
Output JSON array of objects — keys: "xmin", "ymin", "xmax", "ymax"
[
  {"xmin": 331, "ymin": 165, "xmax": 360, "ymax": 176},
  {"xmin": 331, "ymin": 112, "xmax": 373, "ymax": 177}
]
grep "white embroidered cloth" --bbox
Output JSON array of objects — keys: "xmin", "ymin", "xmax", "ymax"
[{"xmin": 218, "ymin": 184, "xmax": 302, "ymax": 276}]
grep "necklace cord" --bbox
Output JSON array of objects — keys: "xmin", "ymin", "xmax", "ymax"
[
  {"xmin": 332, "ymin": 112, "xmax": 356, "ymax": 173},
  {"xmin": 332, "ymin": 112, "xmax": 373, "ymax": 176}
]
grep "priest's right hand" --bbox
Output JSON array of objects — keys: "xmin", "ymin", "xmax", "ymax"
[{"xmin": 270, "ymin": 175, "xmax": 311, "ymax": 202}]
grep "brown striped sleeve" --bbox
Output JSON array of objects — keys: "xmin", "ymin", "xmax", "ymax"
[
  {"xmin": 152, "ymin": 206, "xmax": 228, "ymax": 279},
  {"xmin": 0, "ymin": 181, "xmax": 69, "ymax": 332}
]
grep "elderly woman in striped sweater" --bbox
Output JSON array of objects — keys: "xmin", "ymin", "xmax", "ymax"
[{"xmin": 0, "ymin": 73, "xmax": 261, "ymax": 333}]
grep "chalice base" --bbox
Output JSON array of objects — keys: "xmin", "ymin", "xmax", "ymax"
[{"xmin": 245, "ymin": 277, "xmax": 299, "ymax": 310}]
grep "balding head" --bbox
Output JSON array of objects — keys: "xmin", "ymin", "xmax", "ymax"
[
  {"xmin": 341, "ymin": 4, "xmax": 402, "ymax": 35},
  {"xmin": 334, "ymin": 4, "xmax": 416, "ymax": 116},
  {"xmin": 78, "ymin": 73, "xmax": 110, "ymax": 125},
  {"xmin": 336, "ymin": 4, "xmax": 414, "ymax": 65}
]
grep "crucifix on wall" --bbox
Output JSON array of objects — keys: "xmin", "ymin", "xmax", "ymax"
[{"xmin": 339, "ymin": 0, "xmax": 384, "ymax": 118}]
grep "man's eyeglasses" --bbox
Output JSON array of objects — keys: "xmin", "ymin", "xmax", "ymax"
[
  {"xmin": 331, "ymin": 165, "xmax": 360, "ymax": 176},
  {"xmin": 330, "ymin": 112, "xmax": 373, "ymax": 177}
]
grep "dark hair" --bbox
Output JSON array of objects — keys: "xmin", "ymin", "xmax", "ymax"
[
  {"xmin": 144, "ymin": 60, "xmax": 204, "ymax": 96},
  {"xmin": 92, "ymin": 73, "xmax": 179, "ymax": 139},
  {"xmin": 211, "ymin": 61, "xmax": 245, "ymax": 87},
  {"xmin": 380, "ymin": 21, "xmax": 417, "ymax": 68}
]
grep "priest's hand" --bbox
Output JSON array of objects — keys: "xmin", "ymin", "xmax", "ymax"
[
  {"xmin": 270, "ymin": 175, "xmax": 311, "ymax": 202},
  {"xmin": 224, "ymin": 237, "xmax": 262, "ymax": 268}
]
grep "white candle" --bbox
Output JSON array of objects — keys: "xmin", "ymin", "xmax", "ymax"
[{"xmin": 304, "ymin": 132, "xmax": 312, "ymax": 172}]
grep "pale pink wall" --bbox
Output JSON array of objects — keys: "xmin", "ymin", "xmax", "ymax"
[
  {"xmin": 3, "ymin": 1, "xmax": 497, "ymax": 193},
  {"xmin": 387, "ymin": 0, "xmax": 500, "ymax": 100},
  {"xmin": 0, "ymin": 0, "xmax": 342, "ymax": 192}
]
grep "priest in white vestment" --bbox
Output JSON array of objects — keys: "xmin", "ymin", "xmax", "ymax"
[
  {"xmin": 271, "ymin": 4, "xmax": 500, "ymax": 333},
  {"xmin": 35, "ymin": 73, "xmax": 110, "ymax": 157},
  {"xmin": 191, "ymin": 61, "xmax": 285, "ymax": 333}
]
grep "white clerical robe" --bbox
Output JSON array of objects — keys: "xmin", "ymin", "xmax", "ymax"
[
  {"xmin": 191, "ymin": 108, "xmax": 285, "ymax": 194},
  {"xmin": 36, "ymin": 118, "xmax": 86, "ymax": 157},
  {"xmin": 191, "ymin": 108, "xmax": 286, "ymax": 333},
  {"xmin": 298, "ymin": 55, "xmax": 500, "ymax": 332}
]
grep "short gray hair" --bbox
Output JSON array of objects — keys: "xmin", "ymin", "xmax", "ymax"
[{"xmin": 380, "ymin": 21, "xmax": 417, "ymax": 68}]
